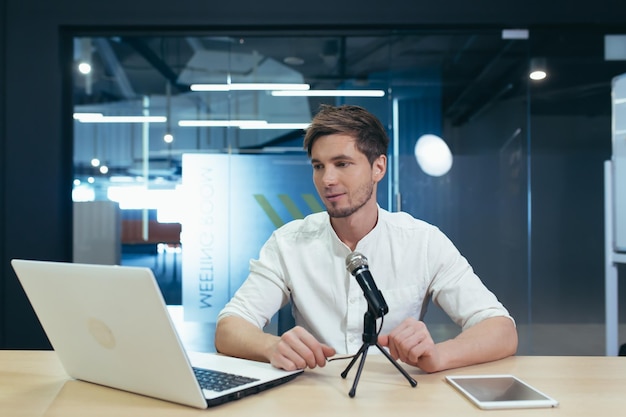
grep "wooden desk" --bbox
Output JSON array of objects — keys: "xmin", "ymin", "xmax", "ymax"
[{"xmin": 1, "ymin": 350, "xmax": 625, "ymax": 416}]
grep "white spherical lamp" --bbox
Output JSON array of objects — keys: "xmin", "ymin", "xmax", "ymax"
[{"xmin": 414, "ymin": 134, "xmax": 453, "ymax": 177}]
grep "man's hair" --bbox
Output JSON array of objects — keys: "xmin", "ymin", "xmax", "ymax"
[{"xmin": 303, "ymin": 104, "xmax": 389, "ymax": 165}]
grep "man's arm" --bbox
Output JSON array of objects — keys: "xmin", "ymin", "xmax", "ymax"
[
  {"xmin": 215, "ymin": 315, "xmax": 279, "ymax": 363},
  {"xmin": 215, "ymin": 315, "xmax": 336, "ymax": 371},
  {"xmin": 434, "ymin": 316, "xmax": 517, "ymax": 370},
  {"xmin": 379, "ymin": 316, "xmax": 517, "ymax": 373}
]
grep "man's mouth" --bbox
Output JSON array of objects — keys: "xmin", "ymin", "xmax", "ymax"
[{"xmin": 325, "ymin": 192, "xmax": 344, "ymax": 202}]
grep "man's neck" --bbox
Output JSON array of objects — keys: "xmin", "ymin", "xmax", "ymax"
[{"xmin": 330, "ymin": 202, "xmax": 379, "ymax": 251}]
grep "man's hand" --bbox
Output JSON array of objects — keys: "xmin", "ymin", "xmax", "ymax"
[
  {"xmin": 378, "ymin": 317, "xmax": 441, "ymax": 373},
  {"xmin": 268, "ymin": 326, "xmax": 336, "ymax": 371},
  {"xmin": 379, "ymin": 316, "xmax": 518, "ymax": 373}
]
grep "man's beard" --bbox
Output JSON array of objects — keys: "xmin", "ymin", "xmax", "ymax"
[{"xmin": 326, "ymin": 181, "xmax": 374, "ymax": 219}]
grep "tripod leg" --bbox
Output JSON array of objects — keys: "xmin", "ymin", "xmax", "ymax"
[
  {"xmin": 348, "ymin": 345, "xmax": 370, "ymax": 397},
  {"xmin": 375, "ymin": 343, "xmax": 418, "ymax": 387},
  {"xmin": 340, "ymin": 343, "xmax": 367, "ymax": 378}
]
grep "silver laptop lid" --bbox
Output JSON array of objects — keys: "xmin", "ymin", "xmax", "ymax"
[
  {"xmin": 12, "ymin": 259, "xmax": 211, "ymax": 408},
  {"xmin": 12, "ymin": 259, "xmax": 302, "ymax": 408}
]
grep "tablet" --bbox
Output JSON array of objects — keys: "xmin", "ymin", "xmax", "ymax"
[{"xmin": 445, "ymin": 374, "xmax": 559, "ymax": 410}]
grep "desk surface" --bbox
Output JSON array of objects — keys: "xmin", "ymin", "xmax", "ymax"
[{"xmin": 2, "ymin": 350, "xmax": 625, "ymax": 416}]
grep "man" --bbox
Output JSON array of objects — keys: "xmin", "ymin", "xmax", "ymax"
[{"xmin": 215, "ymin": 104, "xmax": 517, "ymax": 373}]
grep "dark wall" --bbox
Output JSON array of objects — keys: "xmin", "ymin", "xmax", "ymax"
[
  {"xmin": 2, "ymin": 0, "xmax": 626, "ymax": 348},
  {"xmin": 1, "ymin": 0, "xmax": 7, "ymax": 347}
]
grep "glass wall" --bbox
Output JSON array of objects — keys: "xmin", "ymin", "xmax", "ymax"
[{"xmin": 71, "ymin": 28, "xmax": 626, "ymax": 355}]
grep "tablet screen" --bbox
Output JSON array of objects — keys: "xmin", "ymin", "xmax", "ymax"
[{"xmin": 445, "ymin": 375, "xmax": 559, "ymax": 409}]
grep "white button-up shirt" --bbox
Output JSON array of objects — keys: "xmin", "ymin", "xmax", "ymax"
[{"xmin": 217, "ymin": 207, "xmax": 513, "ymax": 355}]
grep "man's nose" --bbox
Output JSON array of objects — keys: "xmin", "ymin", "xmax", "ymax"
[{"xmin": 322, "ymin": 167, "xmax": 338, "ymax": 185}]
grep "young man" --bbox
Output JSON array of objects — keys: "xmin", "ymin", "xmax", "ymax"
[{"xmin": 215, "ymin": 105, "xmax": 517, "ymax": 373}]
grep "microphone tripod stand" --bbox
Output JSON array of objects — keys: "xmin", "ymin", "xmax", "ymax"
[{"xmin": 340, "ymin": 310, "xmax": 418, "ymax": 397}]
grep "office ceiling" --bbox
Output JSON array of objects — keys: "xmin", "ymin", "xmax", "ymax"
[
  {"xmin": 74, "ymin": 30, "xmax": 625, "ymax": 119},
  {"xmin": 76, "ymin": 32, "xmax": 528, "ymax": 127},
  {"xmin": 71, "ymin": 29, "xmax": 626, "ymax": 184}
]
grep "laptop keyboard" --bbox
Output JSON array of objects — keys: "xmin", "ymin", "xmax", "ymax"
[{"xmin": 193, "ymin": 367, "xmax": 259, "ymax": 392}]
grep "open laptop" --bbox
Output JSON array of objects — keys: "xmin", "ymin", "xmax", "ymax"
[{"xmin": 10, "ymin": 259, "xmax": 303, "ymax": 409}]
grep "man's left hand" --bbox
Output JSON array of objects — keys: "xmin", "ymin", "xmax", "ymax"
[{"xmin": 378, "ymin": 317, "xmax": 441, "ymax": 373}]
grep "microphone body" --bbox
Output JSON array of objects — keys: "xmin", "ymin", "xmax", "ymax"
[{"xmin": 345, "ymin": 252, "xmax": 389, "ymax": 318}]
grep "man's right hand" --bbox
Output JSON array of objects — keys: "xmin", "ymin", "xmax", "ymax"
[{"xmin": 268, "ymin": 326, "xmax": 336, "ymax": 371}]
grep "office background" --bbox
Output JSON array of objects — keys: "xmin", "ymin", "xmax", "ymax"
[{"xmin": 2, "ymin": 0, "xmax": 626, "ymax": 354}]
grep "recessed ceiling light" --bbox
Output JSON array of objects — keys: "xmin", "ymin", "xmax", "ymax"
[
  {"xmin": 529, "ymin": 58, "xmax": 548, "ymax": 81},
  {"xmin": 78, "ymin": 62, "xmax": 92, "ymax": 74}
]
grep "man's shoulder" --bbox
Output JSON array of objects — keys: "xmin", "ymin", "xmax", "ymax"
[{"xmin": 378, "ymin": 208, "xmax": 436, "ymax": 231}]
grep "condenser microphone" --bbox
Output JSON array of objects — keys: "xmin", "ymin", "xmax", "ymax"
[{"xmin": 345, "ymin": 252, "xmax": 389, "ymax": 318}]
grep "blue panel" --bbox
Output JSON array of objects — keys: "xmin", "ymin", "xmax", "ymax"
[{"xmin": 181, "ymin": 153, "xmax": 322, "ymax": 323}]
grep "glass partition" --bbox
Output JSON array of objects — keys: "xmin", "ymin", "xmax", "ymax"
[{"xmin": 72, "ymin": 28, "xmax": 626, "ymax": 355}]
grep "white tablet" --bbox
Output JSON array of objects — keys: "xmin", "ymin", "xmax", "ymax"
[{"xmin": 445, "ymin": 374, "xmax": 559, "ymax": 410}]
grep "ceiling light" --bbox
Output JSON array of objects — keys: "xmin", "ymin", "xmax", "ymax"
[
  {"xmin": 178, "ymin": 120, "xmax": 269, "ymax": 128},
  {"xmin": 529, "ymin": 70, "xmax": 547, "ymax": 81},
  {"xmin": 75, "ymin": 112, "xmax": 103, "ymax": 119},
  {"xmin": 72, "ymin": 185, "xmax": 95, "ymax": 202},
  {"xmin": 78, "ymin": 62, "xmax": 92, "ymax": 74},
  {"xmin": 178, "ymin": 120, "xmax": 310, "ymax": 130},
  {"xmin": 501, "ymin": 29, "xmax": 529, "ymax": 40},
  {"xmin": 239, "ymin": 123, "xmax": 310, "ymax": 130},
  {"xmin": 190, "ymin": 83, "xmax": 310, "ymax": 91},
  {"xmin": 109, "ymin": 176, "xmax": 136, "ymax": 183},
  {"xmin": 529, "ymin": 58, "xmax": 547, "ymax": 81},
  {"xmin": 414, "ymin": 134, "xmax": 453, "ymax": 177},
  {"xmin": 271, "ymin": 90, "xmax": 385, "ymax": 97},
  {"xmin": 74, "ymin": 113, "xmax": 166, "ymax": 123}
]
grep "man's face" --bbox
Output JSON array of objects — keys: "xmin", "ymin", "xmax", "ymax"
[{"xmin": 310, "ymin": 134, "xmax": 384, "ymax": 218}]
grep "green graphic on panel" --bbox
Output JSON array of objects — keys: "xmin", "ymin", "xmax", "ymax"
[
  {"xmin": 301, "ymin": 194, "xmax": 324, "ymax": 213},
  {"xmin": 254, "ymin": 194, "xmax": 324, "ymax": 228}
]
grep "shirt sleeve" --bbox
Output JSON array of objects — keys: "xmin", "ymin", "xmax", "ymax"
[
  {"xmin": 216, "ymin": 232, "xmax": 291, "ymax": 329},
  {"xmin": 425, "ymin": 227, "xmax": 514, "ymax": 330}
]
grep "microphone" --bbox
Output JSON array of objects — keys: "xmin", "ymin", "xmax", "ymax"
[{"xmin": 345, "ymin": 252, "xmax": 389, "ymax": 318}]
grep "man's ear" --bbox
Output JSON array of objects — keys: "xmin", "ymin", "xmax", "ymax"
[{"xmin": 373, "ymin": 154, "xmax": 387, "ymax": 182}]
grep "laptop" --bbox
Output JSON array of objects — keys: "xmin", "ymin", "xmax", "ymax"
[{"xmin": 10, "ymin": 259, "xmax": 303, "ymax": 409}]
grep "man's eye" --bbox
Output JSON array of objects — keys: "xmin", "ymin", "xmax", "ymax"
[{"xmin": 312, "ymin": 164, "xmax": 322, "ymax": 170}]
